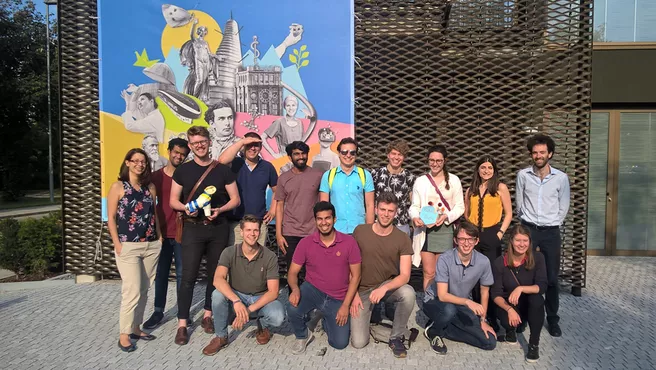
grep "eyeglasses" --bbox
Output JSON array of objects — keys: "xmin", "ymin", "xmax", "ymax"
[
  {"xmin": 456, "ymin": 237, "xmax": 477, "ymax": 245},
  {"xmin": 339, "ymin": 150, "xmax": 357, "ymax": 156},
  {"xmin": 189, "ymin": 139, "xmax": 209, "ymax": 147},
  {"xmin": 245, "ymin": 143, "xmax": 262, "ymax": 149},
  {"xmin": 130, "ymin": 160, "xmax": 147, "ymax": 165},
  {"xmin": 428, "ymin": 159, "xmax": 444, "ymax": 164}
]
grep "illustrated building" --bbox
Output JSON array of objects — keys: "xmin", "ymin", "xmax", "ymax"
[
  {"xmin": 209, "ymin": 17, "xmax": 242, "ymax": 105},
  {"xmin": 235, "ymin": 65, "xmax": 283, "ymax": 116}
]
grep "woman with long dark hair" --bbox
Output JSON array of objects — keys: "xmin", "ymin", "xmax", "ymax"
[
  {"xmin": 464, "ymin": 155, "xmax": 512, "ymax": 329},
  {"xmin": 107, "ymin": 148, "xmax": 162, "ymax": 352},
  {"xmin": 409, "ymin": 145, "xmax": 464, "ymax": 292},
  {"xmin": 491, "ymin": 225, "xmax": 547, "ymax": 363}
]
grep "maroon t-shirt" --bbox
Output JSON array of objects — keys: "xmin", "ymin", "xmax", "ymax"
[
  {"xmin": 274, "ymin": 167, "xmax": 323, "ymax": 237},
  {"xmin": 151, "ymin": 169, "xmax": 177, "ymax": 239},
  {"xmin": 292, "ymin": 230, "xmax": 362, "ymax": 300}
]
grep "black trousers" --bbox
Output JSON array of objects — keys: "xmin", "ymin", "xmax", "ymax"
[
  {"xmin": 523, "ymin": 223, "xmax": 561, "ymax": 326},
  {"xmin": 496, "ymin": 294, "xmax": 545, "ymax": 346},
  {"xmin": 472, "ymin": 224, "xmax": 502, "ymax": 327},
  {"xmin": 283, "ymin": 235, "xmax": 305, "ymax": 285},
  {"xmin": 177, "ymin": 221, "xmax": 229, "ymax": 320}
]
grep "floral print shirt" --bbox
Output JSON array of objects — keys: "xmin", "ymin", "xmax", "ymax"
[
  {"xmin": 371, "ymin": 167, "xmax": 416, "ymax": 226},
  {"xmin": 116, "ymin": 181, "xmax": 156, "ymax": 242}
]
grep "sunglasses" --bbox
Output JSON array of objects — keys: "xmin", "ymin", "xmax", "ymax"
[{"xmin": 339, "ymin": 150, "xmax": 357, "ymax": 156}]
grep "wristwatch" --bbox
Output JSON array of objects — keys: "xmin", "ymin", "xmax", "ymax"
[{"xmin": 480, "ymin": 317, "xmax": 488, "ymax": 323}]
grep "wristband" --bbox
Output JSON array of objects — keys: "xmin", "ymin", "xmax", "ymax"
[{"xmin": 232, "ymin": 299, "xmax": 241, "ymax": 304}]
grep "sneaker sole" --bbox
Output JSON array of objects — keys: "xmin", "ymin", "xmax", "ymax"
[
  {"xmin": 526, "ymin": 357, "xmax": 538, "ymax": 363},
  {"xmin": 388, "ymin": 344, "xmax": 407, "ymax": 358},
  {"xmin": 291, "ymin": 334, "xmax": 314, "ymax": 355}
]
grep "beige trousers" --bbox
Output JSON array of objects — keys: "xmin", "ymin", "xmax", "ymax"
[
  {"xmin": 227, "ymin": 221, "xmax": 268, "ymax": 247},
  {"xmin": 115, "ymin": 240, "xmax": 161, "ymax": 334}
]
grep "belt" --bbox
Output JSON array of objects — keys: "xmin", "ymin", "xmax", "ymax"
[
  {"xmin": 521, "ymin": 221, "xmax": 559, "ymax": 230},
  {"xmin": 185, "ymin": 218, "xmax": 219, "ymax": 226}
]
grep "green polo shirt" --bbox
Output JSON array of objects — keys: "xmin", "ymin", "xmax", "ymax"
[{"xmin": 218, "ymin": 244, "xmax": 279, "ymax": 295}]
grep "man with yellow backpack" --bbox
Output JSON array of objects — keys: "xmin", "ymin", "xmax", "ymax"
[{"xmin": 319, "ymin": 137, "xmax": 375, "ymax": 234}]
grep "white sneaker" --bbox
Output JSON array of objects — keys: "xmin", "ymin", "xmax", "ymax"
[{"xmin": 291, "ymin": 328, "xmax": 314, "ymax": 354}]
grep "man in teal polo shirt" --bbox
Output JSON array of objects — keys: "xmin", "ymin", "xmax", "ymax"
[{"xmin": 319, "ymin": 137, "xmax": 375, "ymax": 234}]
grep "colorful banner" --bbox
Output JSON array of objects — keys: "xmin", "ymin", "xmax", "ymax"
[{"xmin": 98, "ymin": 0, "xmax": 354, "ymax": 219}]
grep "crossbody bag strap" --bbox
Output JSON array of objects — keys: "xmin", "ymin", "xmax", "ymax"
[
  {"xmin": 425, "ymin": 174, "xmax": 451, "ymax": 211},
  {"xmin": 186, "ymin": 160, "xmax": 219, "ymax": 204}
]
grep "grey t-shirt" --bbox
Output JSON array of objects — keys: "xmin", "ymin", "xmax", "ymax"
[
  {"xmin": 218, "ymin": 244, "xmax": 279, "ymax": 295},
  {"xmin": 274, "ymin": 167, "xmax": 323, "ymax": 237},
  {"xmin": 424, "ymin": 248, "xmax": 493, "ymax": 302}
]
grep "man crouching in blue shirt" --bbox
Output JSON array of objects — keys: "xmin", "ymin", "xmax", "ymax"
[{"xmin": 422, "ymin": 221, "xmax": 497, "ymax": 354}]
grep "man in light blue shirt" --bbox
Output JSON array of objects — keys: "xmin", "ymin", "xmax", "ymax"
[
  {"xmin": 515, "ymin": 133, "xmax": 570, "ymax": 338},
  {"xmin": 319, "ymin": 137, "xmax": 375, "ymax": 233}
]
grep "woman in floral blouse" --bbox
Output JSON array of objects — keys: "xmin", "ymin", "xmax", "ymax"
[{"xmin": 107, "ymin": 148, "xmax": 162, "ymax": 352}]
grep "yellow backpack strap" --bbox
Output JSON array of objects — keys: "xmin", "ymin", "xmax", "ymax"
[
  {"xmin": 328, "ymin": 167, "xmax": 337, "ymax": 191},
  {"xmin": 357, "ymin": 167, "xmax": 366, "ymax": 188}
]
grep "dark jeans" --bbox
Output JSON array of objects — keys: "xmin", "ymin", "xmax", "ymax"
[
  {"xmin": 153, "ymin": 238, "xmax": 183, "ymax": 312},
  {"xmin": 287, "ymin": 282, "xmax": 350, "ymax": 350},
  {"xmin": 283, "ymin": 235, "xmax": 305, "ymax": 283},
  {"xmin": 472, "ymin": 224, "xmax": 502, "ymax": 328},
  {"xmin": 496, "ymin": 294, "xmax": 545, "ymax": 346},
  {"xmin": 177, "ymin": 221, "xmax": 230, "ymax": 320},
  {"xmin": 423, "ymin": 298, "xmax": 496, "ymax": 350},
  {"xmin": 524, "ymin": 223, "xmax": 561, "ymax": 325}
]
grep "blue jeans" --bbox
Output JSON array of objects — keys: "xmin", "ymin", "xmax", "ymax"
[
  {"xmin": 211, "ymin": 289, "xmax": 286, "ymax": 338},
  {"xmin": 153, "ymin": 238, "xmax": 183, "ymax": 311},
  {"xmin": 423, "ymin": 298, "xmax": 496, "ymax": 350},
  {"xmin": 287, "ymin": 282, "xmax": 350, "ymax": 350}
]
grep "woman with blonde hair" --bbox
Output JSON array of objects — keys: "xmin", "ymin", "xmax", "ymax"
[
  {"xmin": 107, "ymin": 148, "xmax": 162, "ymax": 352},
  {"xmin": 491, "ymin": 225, "xmax": 547, "ymax": 363}
]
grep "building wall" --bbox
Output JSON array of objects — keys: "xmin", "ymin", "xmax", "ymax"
[{"xmin": 592, "ymin": 49, "xmax": 656, "ymax": 105}]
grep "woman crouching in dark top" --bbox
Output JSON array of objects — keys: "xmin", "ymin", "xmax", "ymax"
[{"xmin": 491, "ymin": 224, "xmax": 547, "ymax": 363}]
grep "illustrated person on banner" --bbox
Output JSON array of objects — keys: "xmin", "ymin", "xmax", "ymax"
[
  {"xmin": 120, "ymin": 91, "xmax": 166, "ymax": 143},
  {"xmin": 181, "ymin": 16, "xmax": 219, "ymax": 102},
  {"xmin": 311, "ymin": 127, "xmax": 340, "ymax": 173},
  {"xmin": 142, "ymin": 135, "xmax": 168, "ymax": 172},
  {"xmin": 206, "ymin": 99, "xmax": 241, "ymax": 160}
]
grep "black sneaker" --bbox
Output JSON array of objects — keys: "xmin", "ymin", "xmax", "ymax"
[
  {"xmin": 143, "ymin": 311, "xmax": 164, "ymax": 329},
  {"xmin": 526, "ymin": 344, "xmax": 539, "ymax": 363},
  {"xmin": 428, "ymin": 335, "xmax": 447, "ymax": 355},
  {"xmin": 388, "ymin": 337, "xmax": 408, "ymax": 358},
  {"xmin": 548, "ymin": 323, "xmax": 562, "ymax": 337},
  {"xmin": 505, "ymin": 329, "xmax": 517, "ymax": 343}
]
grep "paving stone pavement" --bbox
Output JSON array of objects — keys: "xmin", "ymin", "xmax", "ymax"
[{"xmin": 0, "ymin": 256, "xmax": 654, "ymax": 370}]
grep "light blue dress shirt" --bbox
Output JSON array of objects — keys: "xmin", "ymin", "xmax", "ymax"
[
  {"xmin": 319, "ymin": 166, "xmax": 374, "ymax": 234},
  {"xmin": 515, "ymin": 165, "xmax": 571, "ymax": 227}
]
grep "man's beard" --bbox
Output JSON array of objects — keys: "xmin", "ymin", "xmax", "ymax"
[
  {"xmin": 293, "ymin": 159, "xmax": 307, "ymax": 170},
  {"xmin": 533, "ymin": 158, "xmax": 548, "ymax": 169},
  {"xmin": 319, "ymin": 227, "xmax": 334, "ymax": 237}
]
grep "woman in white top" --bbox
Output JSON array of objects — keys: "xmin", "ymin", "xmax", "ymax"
[{"xmin": 409, "ymin": 145, "xmax": 465, "ymax": 291}]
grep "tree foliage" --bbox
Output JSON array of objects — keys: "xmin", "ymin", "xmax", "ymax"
[{"xmin": 0, "ymin": 0, "xmax": 60, "ymax": 200}]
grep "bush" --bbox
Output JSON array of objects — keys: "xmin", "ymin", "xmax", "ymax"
[{"xmin": 0, "ymin": 212, "xmax": 62, "ymax": 278}]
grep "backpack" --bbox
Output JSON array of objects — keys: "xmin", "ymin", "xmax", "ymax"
[{"xmin": 327, "ymin": 166, "xmax": 366, "ymax": 190}]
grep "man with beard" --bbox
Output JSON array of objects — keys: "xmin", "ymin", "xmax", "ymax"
[
  {"xmin": 142, "ymin": 135, "xmax": 168, "ymax": 172},
  {"xmin": 349, "ymin": 192, "xmax": 415, "ymax": 358},
  {"xmin": 218, "ymin": 132, "xmax": 278, "ymax": 247},
  {"xmin": 423, "ymin": 221, "xmax": 497, "ymax": 355},
  {"xmin": 370, "ymin": 139, "xmax": 415, "ymax": 236},
  {"xmin": 143, "ymin": 138, "xmax": 190, "ymax": 329},
  {"xmin": 515, "ymin": 134, "xmax": 570, "ymax": 337},
  {"xmin": 120, "ymin": 92, "xmax": 165, "ymax": 143},
  {"xmin": 287, "ymin": 201, "xmax": 362, "ymax": 353},
  {"xmin": 274, "ymin": 141, "xmax": 323, "ymax": 280},
  {"xmin": 169, "ymin": 126, "xmax": 241, "ymax": 345},
  {"xmin": 206, "ymin": 99, "xmax": 241, "ymax": 160}
]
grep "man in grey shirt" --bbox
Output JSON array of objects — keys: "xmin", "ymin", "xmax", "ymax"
[
  {"xmin": 516, "ymin": 133, "xmax": 570, "ymax": 337},
  {"xmin": 202, "ymin": 215, "xmax": 285, "ymax": 356},
  {"xmin": 422, "ymin": 221, "xmax": 497, "ymax": 355}
]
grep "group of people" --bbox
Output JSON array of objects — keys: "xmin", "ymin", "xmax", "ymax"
[{"xmin": 107, "ymin": 122, "xmax": 570, "ymax": 363}]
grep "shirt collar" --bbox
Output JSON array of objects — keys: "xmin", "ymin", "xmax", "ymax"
[
  {"xmin": 337, "ymin": 165, "xmax": 359, "ymax": 175},
  {"xmin": 528, "ymin": 165, "xmax": 556, "ymax": 177},
  {"xmin": 236, "ymin": 243, "xmax": 263, "ymax": 260},
  {"xmin": 311, "ymin": 230, "xmax": 344, "ymax": 248}
]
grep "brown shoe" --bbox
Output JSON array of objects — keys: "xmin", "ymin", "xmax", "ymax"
[
  {"xmin": 201, "ymin": 317, "xmax": 215, "ymax": 334},
  {"xmin": 174, "ymin": 327, "xmax": 189, "ymax": 345},
  {"xmin": 202, "ymin": 336, "xmax": 228, "ymax": 356},
  {"xmin": 255, "ymin": 328, "xmax": 271, "ymax": 345}
]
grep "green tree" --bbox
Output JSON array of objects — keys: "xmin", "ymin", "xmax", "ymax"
[{"xmin": 0, "ymin": 0, "xmax": 60, "ymax": 200}]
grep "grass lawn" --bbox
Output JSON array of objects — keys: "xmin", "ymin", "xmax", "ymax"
[{"xmin": 0, "ymin": 190, "xmax": 62, "ymax": 210}]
